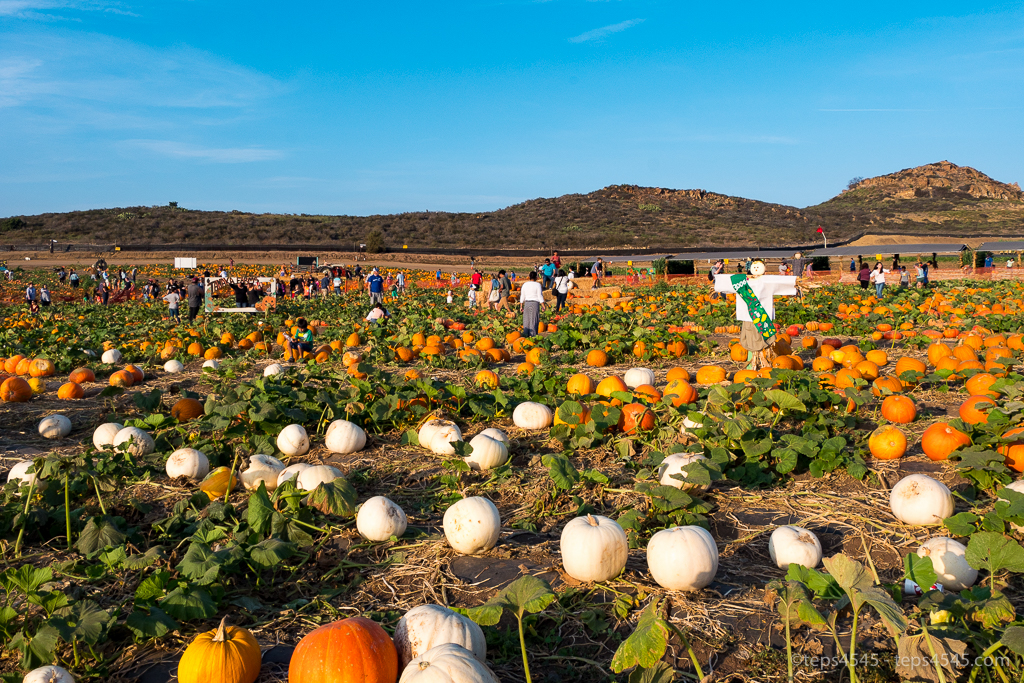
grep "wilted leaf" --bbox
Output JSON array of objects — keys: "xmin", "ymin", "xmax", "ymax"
[{"xmin": 611, "ymin": 600, "xmax": 670, "ymax": 673}]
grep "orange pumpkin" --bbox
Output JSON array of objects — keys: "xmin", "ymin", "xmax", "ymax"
[
  {"xmin": 664, "ymin": 379, "xmax": 698, "ymax": 407},
  {"xmin": 57, "ymin": 382, "xmax": 85, "ymax": 400},
  {"xmin": 632, "ymin": 385, "xmax": 662, "ymax": 404},
  {"xmin": 959, "ymin": 395, "xmax": 997, "ymax": 425},
  {"xmin": 567, "ymin": 373, "xmax": 595, "ymax": 396},
  {"xmin": 68, "ymin": 367, "xmax": 96, "ymax": 384},
  {"xmin": 28, "ymin": 358, "xmax": 55, "ymax": 378},
  {"xmin": 871, "ymin": 376, "xmax": 904, "ymax": 397},
  {"xmin": 920, "ymin": 422, "xmax": 971, "ymax": 461},
  {"xmin": 172, "ymin": 397, "xmax": 205, "ymax": 422},
  {"xmin": 125, "ymin": 364, "xmax": 145, "ymax": 384},
  {"xmin": 965, "ymin": 373, "xmax": 998, "ymax": 398},
  {"xmin": 109, "ymin": 370, "xmax": 135, "ymax": 388},
  {"xmin": 665, "ymin": 367, "xmax": 691, "ymax": 383},
  {"xmin": 880, "ymin": 395, "xmax": 916, "ymax": 424},
  {"xmin": 516, "ymin": 362, "xmax": 535, "ymax": 375},
  {"xmin": 927, "ymin": 343, "xmax": 952, "ymax": 366},
  {"xmin": 1000, "ymin": 427, "xmax": 1024, "ymax": 473},
  {"xmin": 730, "ymin": 344, "xmax": 749, "ymax": 362},
  {"xmin": 0, "ymin": 376, "xmax": 32, "ymax": 402},
  {"xmin": 619, "ymin": 403, "xmax": 656, "ymax": 434},
  {"xmin": 586, "ymin": 349, "xmax": 608, "ymax": 367},
  {"xmin": 595, "ymin": 376, "xmax": 628, "ymax": 405},
  {"xmin": 474, "ymin": 370, "xmax": 499, "ymax": 389},
  {"xmin": 288, "ymin": 617, "xmax": 398, "ymax": 683},
  {"xmin": 869, "ymin": 425, "xmax": 907, "ymax": 460},
  {"xmin": 695, "ymin": 366, "xmax": 726, "ymax": 384}
]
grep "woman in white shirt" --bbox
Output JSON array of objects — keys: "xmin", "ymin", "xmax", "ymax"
[
  {"xmin": 552, "ymin": 269, "xmax": 570, "ymax": 313},
  {"xmin": 519, "ymin": 271, "xmax": 546, "ymax": 337},
  {"xmin": 870, "ymin": 263, "xmax": 889, "ymax": 297}
]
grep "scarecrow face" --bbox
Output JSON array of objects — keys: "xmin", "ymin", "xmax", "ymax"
[{"xmin": 750, "ymin": 261, "xmax": 766, "ymax": 277}]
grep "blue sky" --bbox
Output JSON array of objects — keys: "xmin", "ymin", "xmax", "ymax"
[{"xmin": 1, "ymin": 1, "xmax": 1022, "ymax": 217}]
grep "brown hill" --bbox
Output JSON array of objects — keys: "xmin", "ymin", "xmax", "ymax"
[{"xmin": 0, "ymin": 161, "xmax": 1020, "ymax": 251}]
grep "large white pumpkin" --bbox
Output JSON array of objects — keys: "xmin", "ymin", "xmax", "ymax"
[
  {"xmin": 647, "ymin": 525, "xmax": 718, "ymax": 591},
  {"xmin": 38, "ymin": 415, "xmax": 72, "ymax": 440},
  {"xmin": 890, "ymin": 474, "xmax": 954, "ymax": 526},
  {"xmin": 325, "ymin": 419, "xmax": 367, "ymax": 454},
  {"xmin": 999, "ymin": 480, "xmax": 1024, "ymax": 531},
  {"xmin": 679, "ymin": 414, "xmax": 705, "ymax": 439},
  {"xmin": 100, "ymin": 348, "xmax": 121, "ymax": 364},
  {"xmin": 241, "ymin": 454, "xmax": 285, "ymax": 491},
  {"xmin": 465, "ymin": 434, "xmax": 509, "ymax": 471},
  {"xmin": 112, "ymin": 427, "xmax": 155, "ymax": 457},
  {"xmin": 443, "ymin": 497, "xmax": 501, "ymax": 555},
  {"xmin": 201, "ymin": 359, "xmax": 220, "ymax": 370},
  {"xmin": 277, "ymin": 424, "xmax": 309, "ymax": 456},
  {"xmin": 263, "ymin": 363, "xmax": 284, "ymax": 377},
  {"xmin": 419, "ymin": 419, "xmax": 463, "ymax": 455},
  {"xmin": 399, "ymin": 643, "xmax": 499, "ymax": 683},
  {"xmin": 918, "ymin": 537, "xmax": 978, "ymax": 591},
  {"xmin": 394, "ymin": 605, "xmax": 488, "ymax": 670},
  {"xmin": 23, "ymin": 665, "xmax": 76, "ymax": 683},
  {"xmin": 357, "ymin": 496, "xmax": 408, "ymax": 541},
  {"xmin": 512, "ymin": 402, "xmax": 553, "ymax": 430},
  {"xmin": 165, "ymin": 448, "xmax": 210, "ymax": 480},
  {"xmin": 277, "ymin": 462, "xmax": 311, "ymax": 487},
  {"xmin": 624, "ymin": 367, "xmax": 655, "ymax": 389},
  {"xmin": 92, "ymin": 422, "xmax": 123, "ymax": 450},
  {"xmin": 560, "ymin": 514, "xmax": 628, "ymax": 583},
  {"xmin": 163, "ymin": 360, "xmax": 185, "ymax": 374},
  {"xmin": 768, "ymin": 526, "xmax": 822, "ymax": 569},
  {"xmin": 7, "ymin": 460, "xmax": 42, "ymax": 489},
  {"xmin": 478, "ymin": 427, "xmax": 509, "ymax": 447},
  {"xmin": 657, "ymin": 453, "xmax": 708, "ymax": 491},
  {"xmin": 296, "ymin": 465, "xmax": 343, "ymax": 491}
]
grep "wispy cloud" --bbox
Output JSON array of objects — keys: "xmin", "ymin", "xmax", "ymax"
[
  {"xmin": 124, "ymin": 140, "xmax": 284, "ymax": 163},
  {"xmin": 818, "ymin": 108, "xmax": 934, "ymax": 112},
  {"xmin": 0, "ymin": 0, "xmax": 136, "ymax": 19},
  {"xmin": 569, "ymin": 18, "xmax": 644, "ymax": 43}
]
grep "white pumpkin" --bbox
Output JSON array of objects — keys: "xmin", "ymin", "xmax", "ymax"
[
  {"xmin": 465, "ymin": 434, "xmax": 509, "ymax": 471},
  {"xmin": 768, "ymin": 525, "xmax": 822, "ymax": 569},
  {"xmin": 325, "ymin": 419, "xmax": 367, "ymax": 454},
  {"xmin": 918, "ymin": 537, "xmax": 978, "ymax": 591},
  {"xmin": 679, "ymin": 414, "xmax": 705, "ymax": 439},
  {"xmin": 357, "ymin": 496, "xmax": 408, "ymax": 541},
  {"xmin": 394, "ymin": 605, "xmax": 488, "ymax": 670},
  {"xmin": 998, "ymin": 480, "xmax": 1024, "ymax": 531},
  {"xmin": 296, "ymin": 465, "xmax": 343, "ymax": 491},
  {"xmin": 101, "ymin": 348, "xmax": 121, "ymax": 364},
  {"xmin": 38, "ymin": 415, "xmax": 72, "ymax": 440},
  {"xmin": 657, "ymin": 453, "xmax": 708, "ymax": 491},
  {"xmin": 399, "ymin": 643, "xmax": 498, "ymax": 683},
  {"xmin": 7, "ymin": 460, "xmax": 42, "ymax": 489},
  {"xmin": 647, "ymin": 525, "xmax": 718, "ymax": 591},
  {"xmin": 112, "ymin": 427, "xmax": 155, "ymax": 457},
  {"xmin": 23, "ymin": 665, "xmax": 76, "ymax": 683},
  {"xmin": 201, "ymin": 359, "xmax": 220, "ymax": 370},
  {"xmin": 443, "ymin": 497, "xmax": 501, "ymax": 555},
  {"xmin": 624, "ymin": 367, "xmax": 655, "ymax": 389},
  {"xmin": 419, "ymin": 419, "xmax": 463, "ymax": 455},
  {"xmin": 163, "ymin": 360, "xmax": 185, "ymax": 373},
  {"xmin": 241, "ymin": 454, "xmax": 285, "ymax": 491},
  {"xmin": 277, "ymin": 462, "xmax": 311, "ymax": 487},
  {"xmin": 277, "ymin": 424, "xmax": 309, "ymax": 456},
  {"xmin": 890, "ymin": 474, "xmax": 954, "ymax": 526},
  {"xmin": 478, "ymin": 427, "xmax": 509, "ymax": 446},
  {"xmin": 263, "ymin": 363, "xmax": 284, "ymax": 377},
  {"xmin": 92, "ymin": 422, "xmax": 123, "ymax": 450},
  {"xmin": 165, "ymin": 448, "xmax": 210, "ymax": 480},
  {"xmin": 81, "ymin": 349, "xmax": 97, "ymax": 358},
  {"xmin": 512, "ymin": 402, "xmax": 553, "ymax": 430},
  {"xmin": 560, "ymin": 514, "xmax": 628, "ymax": 583}
]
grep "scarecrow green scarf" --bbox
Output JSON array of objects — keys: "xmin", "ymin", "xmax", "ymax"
[{"xmin": 729, "ymin": 274, "xmax": 776, "ymax": 344}]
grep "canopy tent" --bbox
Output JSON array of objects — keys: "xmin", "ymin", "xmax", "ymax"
[{"xmin": 977, "ymin": 241, "xmax": 1024, "ymax": 252}]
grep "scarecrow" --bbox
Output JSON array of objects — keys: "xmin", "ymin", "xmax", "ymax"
[{"xmin": 713, "ymin": 260, "xmax": 797, "ymax": 370}]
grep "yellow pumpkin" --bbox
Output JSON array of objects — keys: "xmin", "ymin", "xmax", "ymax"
[{"xmin": 177, "ymin": 616, "xmax": 261, "ymax": 683}]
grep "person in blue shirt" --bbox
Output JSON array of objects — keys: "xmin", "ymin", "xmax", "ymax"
[
  {"xmin": 540, "ymin": 259, "xmax": 556, "ymax": 290},
  {"xmin": 366, "ymin": 268, "xmax": 385, "ymax": 306},
  {"xmin": 985, "ymin": 255, "xmax": 994, "ymax": 269}
]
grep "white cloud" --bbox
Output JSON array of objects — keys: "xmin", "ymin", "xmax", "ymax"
[
  {"xmin": 0, "ymin": 1, "xmax": 137, "ymax": 19},
  {"xmin": 569, "ymin": 18, "xmax": 644, "ymax": 43},
  {"xmin": 124, "ymin": 140, "xmax": 285, "ymax": 163}
]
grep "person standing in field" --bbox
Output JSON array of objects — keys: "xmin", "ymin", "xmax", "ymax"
[
  {"xmin": 163, "ymin": 287, "xmax": 181, "ymax": 322},
  {"xmin": 519, "ymin": 271, "xmax": 545, "ymax": 337},
  {"xmin": 24, "ymin": 282, "xmax": 36, "ymax": 304},
  {"xmin": 540, "ymin": 258, "xmax": 556, "ymax": 290},
  {"xmin": 552, "ymin": 251, "xmax": 561, "ymax": 270},
  {"xmin": 591, "ymin": 258, "xmax": 605, "ymax": 288},
  {"xmin": 366, "ymin": 268, "xmax": 384, "ymax": 306},
  {"xmin": 495, "ymin": 269, "xmax": 512, "ymax": 313},
  {"xmin": 395, "ymin": 270, "xmax": 405, "ymax": 294},
  {"xmin": 858, "ymin": 263, "xmax": 871, "ymax": 289},
  {"xmin": 553, "ymin": 268, "xmax": 570, "ymax": 313},
  {"xmin": 470, "ymin": 268, "xmax": 483, "ymax": 306},
  {"xmin": 40, "ymin": 285, "xmax": 50, "ymax": 307},
  {"xmin": 69, "ymin": 269, "xmax": 79, "ymax": 289},
  {"xmin": 186, "ymin": 278, "xmax": 203, "ymax": 320}
]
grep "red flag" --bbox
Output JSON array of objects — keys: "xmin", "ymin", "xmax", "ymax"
[{"xmin": 816, "ymin": 226, "xmax": 824, "ymax": 234}]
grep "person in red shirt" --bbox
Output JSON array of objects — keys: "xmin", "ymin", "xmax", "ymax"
[
  {"xmin": 470, "ymin": 268, "xmax": 483, "ymax": 307},
  {"xmin": 552, "ymin": 251, "xmax": 561, "ymax": 269}
]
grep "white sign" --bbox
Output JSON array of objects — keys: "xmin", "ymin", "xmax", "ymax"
[{"xmin": 174, "ymin": 257, "xmax": 197, "ymax": 269}]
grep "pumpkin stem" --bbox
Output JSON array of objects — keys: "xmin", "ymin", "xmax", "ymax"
[
  {"xmin": 213, "ymin": 616, "xmax": 229, "ymax": 642},
  {"xmin": 419, "ymin": 662, "xmax": 431, "ymax": 671},
  {"xmin": 586, "ymin": 514, "xmax": 597, "ymax": 526}
]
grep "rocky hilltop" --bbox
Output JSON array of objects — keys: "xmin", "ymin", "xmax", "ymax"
[
  {"xmin": 844, "ymin": 161, "xmax": 1023, "ymax": 201},
  {"xmin": 1, "ymin": 161, "xmax": 1021, "ymax": 250}
]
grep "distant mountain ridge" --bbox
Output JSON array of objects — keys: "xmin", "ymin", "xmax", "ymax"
[{"xmin": 1, "ymin": 161, "xmax": 1020, "ymax": 250}]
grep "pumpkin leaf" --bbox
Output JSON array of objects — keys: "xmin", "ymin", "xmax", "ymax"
[
  {"xmin": 611, "ymin": 599, "xmax": 670, "ymax": 673},
  {"xmin": 1000, "ymin": 625, "xmax": 1024, "ymax": 656},
  {"xmin": 10, "ymin": 624, "xmax": 58, "ymax": 670},
  {"xmin": 305, "ymin": 479, "xmax": 358, "ymax": 517},
  {"xmin": 248, "ymin": 538, "xmax": 296, "ymax": 569},
  {"xmin": 464, "ymin": 574, "xmax": 556, "ymax": 626},
  {"xmin": 766, "ymin": 580, "xmax": 826, "ymax": 629},
  {"xmin": 125, "ymin": 607, "xmax": 178, "ymax": 641},
  {"xmin": 965, "ymin": 531, "xmax": 1024, "ymax": 577},
  {"xmin": 904, "ymin": 553, "xmax": 938, "ymax": 594},
  {"xmin": 159, "ymin": 584, "xmax": 218, "ymax": 622},
  {"xmin": 628, "ymin": 661, "xmax": 675, "ymax": 683},
  {"xmin": 247, "ymin": 482, "xmax": 276, "ymax": 535},
  {"xmin": 821, "ymin": 554, "xmax": 873, "ymax": 592},
  {"xmin": 49, "ymin": 600, "xmax": 115, "ymax": 645},
  {"xmin": 763, "ymin": 389, "xmax": 806, "ymax": 413},
  {"xmin": 895, "ymin": 632, "xmax": 969, "ymax": 682},
  {"xmin": 76, "ymin": 516, "xmax": 126, "ymax": 558},
  {"xmin": 542, "ymin": 454, "xmax": 579, "ymax": 490}
]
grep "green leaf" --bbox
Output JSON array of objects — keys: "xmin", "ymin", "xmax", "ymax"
[
  {"xmin": 134, "ymin": 571, "xmax": 170, "ymax": 604},
  {"xmin": 248, "ymin": 400, "xmax": 277, "ymax": 422},
  {"xmin": 904, "ymin": 553, "xmax": 938, "ymax": 593},
  {"xmin": 399, "ymin": 430, "xmax": 420, "ymax": 446},
  {"xmin": 305, "ymin": 478, "xmax": 358, "ymax": 517},
  {"xmin": 763, "ymin": 389, "xmax": 806, "ymax": 413},
  {"xmin": 965, "ymin": 531, "xmax": 1024, "ymax": 577},
  {"xmin": 611, "ymin": 600, "xmax": 670, "ymax": 673},
  {"xmin": 76, "ymin": 517, "xmax": 126, "ymax": 557},
  {"xmin": 557, "ymin": 400, "xmax": 585, "ymax": 426},
  {"xmin": 628, "ymin": 661, "xmax": 675, "ymax": 683},
  {"xmin": 247, "ymin": 482, "xmax": 275, "ymax": 535},
  {"xmin": 1001, "ymin": 625, "xmax": 1024, "ymax": 656},
  {"xmin": 5, "ymin": 565, "xmax": 52, "ymax": 596},
  {"xmin": 11, "ymin": 624, "xmax": 58, "ymax": 670},
  {"xmin": 123, "ymin": 546, "xmax": 166, "ymax": 570},
  {"xmin": 767, "ymin": 580, "xmax": 826, "ymax": 629},
  {"xmin": 125, "ymin": 607, "xmax": 178, "ymax": 641},
  {"xmin": 821, "ymin": 554, "xmax": 873, "ymax": 592},
  {"xmin": 785, "ymin": 564, "xmax": 843, "ymax": 600},
  {"xmin": 159, "ymin": 584, "xmax": 218, "ymax": 622},
  {"xmin": 49, "ymin": 600, "xmax": 114, "ymax": 645},
  {"xmin": 249, "ymin": 538, "xmax": 296, "ymax": 569},
  {"xmin": 542, "ymin": 454, "xmax": 579, "ymax": 490},
  {"xmin": 943, "ymin": 512, "xmax": 979, "ymax": 537},
  {"xmin": 772, "ymin": 447, "xmax": 798, "ymax": 474},
  {"xmin": 464, "ymin": 575, "xmax": 556, "ymax": 626}
]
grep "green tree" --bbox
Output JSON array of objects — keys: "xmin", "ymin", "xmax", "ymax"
[{"xmin": 365, "ymin": 228, "xmax": 385, "ymax": 254}]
